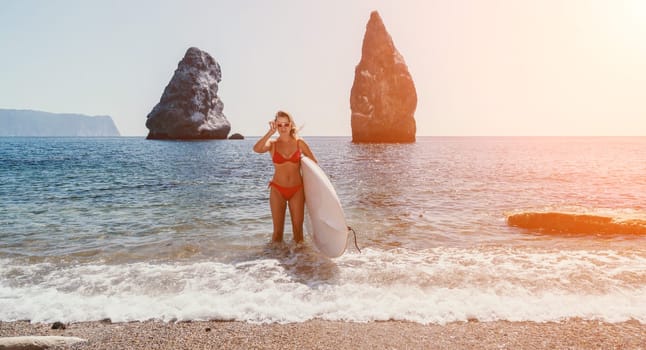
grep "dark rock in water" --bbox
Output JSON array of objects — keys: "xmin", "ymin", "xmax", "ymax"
[
  {"xmin": 0, "ymin": 109, "xmax": 120, "ymax": 136},
  {"xmin": 507, "ymin": 212, "xmax": 646, "ymax": 235},
  {"xmin": 228, "ymin": 133, "xmax": 244, "ymax": 140},
  {"xmin": 51, "ymin": 321, "xmax": 66, "ymax": 329},
  {"xmin": 350, "ymin": 11, "xmax": 417, "ymax": 143},
  {"xmin": 146, "ymin": 47, "xmax": 231, "ymax": 140}
]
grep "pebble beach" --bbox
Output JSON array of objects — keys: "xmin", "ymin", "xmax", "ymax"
[{"xmin": 1, "ymin": 319, "xmax": 644, "ymax": 349}]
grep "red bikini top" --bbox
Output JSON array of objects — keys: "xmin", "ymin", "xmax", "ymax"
[{"xmin": 272, "ymin": 148, "xmax": 301, "ymax": 164}]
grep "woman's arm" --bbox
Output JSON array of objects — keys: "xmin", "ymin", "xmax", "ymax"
[
  {"xmin": 298, "ymin": 139, "xmax": 318, "ymax": 163},
  {"xmin": 253, "ymin": 121, "xmax": 277, "ymax": 153}
]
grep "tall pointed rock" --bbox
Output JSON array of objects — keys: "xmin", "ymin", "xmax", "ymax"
[
  {"xmin": 350, "ymin": 11, "xmax": 417, "ymax": 143},
  {"xmin": 146, "ymin": 47, "xmax": 231, "ymax": 140}
]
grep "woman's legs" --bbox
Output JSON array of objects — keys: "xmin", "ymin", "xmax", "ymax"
[
  {"xmin": 288, "ymin": 188, "xmax": 305, "ymax": 243},
  {"xmin": 269, "ymin": 185, "xmax": 305, "ymax": 243},
  {"xmin": 269, "ymin": 187, "xmax": 287, "ymax": 242}
]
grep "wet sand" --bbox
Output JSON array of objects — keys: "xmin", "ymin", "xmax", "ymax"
[{"xmin": 1, "ymin": 319, "xmax": 644, "ymax": 349}]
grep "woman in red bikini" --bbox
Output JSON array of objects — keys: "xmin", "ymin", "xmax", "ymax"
[{"xmin": 253, "ymin": 110, "xmax": 317, "ymax": 243}]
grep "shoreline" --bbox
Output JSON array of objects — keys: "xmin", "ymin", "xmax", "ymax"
[{"xmin": 1, "ymin": 319, "xmax": 644, "ymax": 349}]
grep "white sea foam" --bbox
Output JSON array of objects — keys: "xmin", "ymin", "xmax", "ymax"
[{"xmin": 1, "ymin": 246, "xmax": 645, "ymax": 324}]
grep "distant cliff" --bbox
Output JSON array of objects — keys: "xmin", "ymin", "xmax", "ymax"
[{"xmin": 0, "ymin": 109, "xmax": 120, "ymax": 137}]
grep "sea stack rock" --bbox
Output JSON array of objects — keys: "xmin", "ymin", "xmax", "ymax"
[
  {"xmin": 350, "ymin": 11, "xmax": 417, "ymax": 143},
  {"xmin": 146, "ymin": 47, "xmax": 231, "ymax": 139}
]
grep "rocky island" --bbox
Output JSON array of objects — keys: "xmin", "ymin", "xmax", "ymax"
[
  {"xmin": 146, "ymin": 47, "xmax": 231, "ymax": 140},
  {"xmin": 350, "ymin": 11, "xmax": 417, "ymax": 143}
]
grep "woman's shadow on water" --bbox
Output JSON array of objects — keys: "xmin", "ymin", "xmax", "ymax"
[{"xmin": 238, "ymin": 241, "xmax": 341, "ymax": 286}]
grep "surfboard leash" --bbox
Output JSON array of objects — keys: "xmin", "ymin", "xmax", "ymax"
[{"xmin": 347, "ymin": 226, "xmax": 362, "ymax": 253}]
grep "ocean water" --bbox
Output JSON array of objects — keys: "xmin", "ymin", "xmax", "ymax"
[{"xmin": 1, "ymin": 136, "xmax": 645, "ymax": 324}]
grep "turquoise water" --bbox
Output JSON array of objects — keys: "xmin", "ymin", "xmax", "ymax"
[{"xmin": 1, "ymin": 137, "xmax": 645, "ymax": 323}]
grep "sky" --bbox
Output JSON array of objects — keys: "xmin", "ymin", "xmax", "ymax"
[{"xmin": 1, "ymin": 0, "xmax": 646, "ymax": 137}]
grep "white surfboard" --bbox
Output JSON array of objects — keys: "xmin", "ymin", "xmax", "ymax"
[{"xmin": 301, "ymin": 156, "xmax": 348, "ymax": 257}]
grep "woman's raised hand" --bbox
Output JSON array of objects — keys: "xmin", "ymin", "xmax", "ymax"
[{"xmin": 268, "ymin": 120, "xmax": 277, "ymax": 135}]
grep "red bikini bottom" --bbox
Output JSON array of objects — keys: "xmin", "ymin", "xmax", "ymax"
[{"xmin": 269, "ymin": 181, "xmax": 303, "ymax": 200}]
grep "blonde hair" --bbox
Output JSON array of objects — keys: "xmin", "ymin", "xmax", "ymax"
[{"xmin": 275, "ymin": 110, "xmax": 298, "ymax": 138}]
